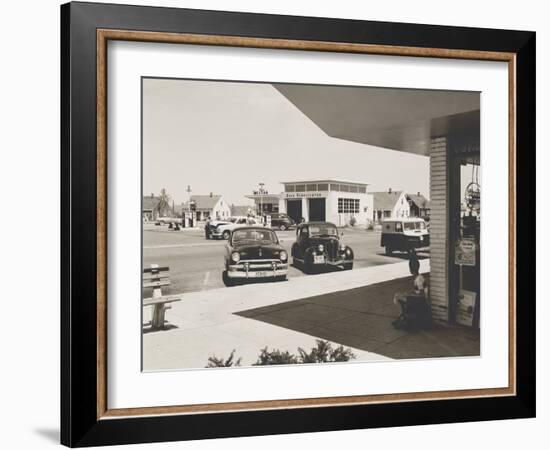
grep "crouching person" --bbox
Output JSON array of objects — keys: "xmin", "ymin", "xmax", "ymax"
[{"xmin": 392, "ymin": 250, "xmax": 431, "ymax": 331}]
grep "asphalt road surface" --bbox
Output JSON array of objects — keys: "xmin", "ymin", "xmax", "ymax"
[{"xmin": 143, "ymin": 224, "xmax": 429, "ymax": 295}]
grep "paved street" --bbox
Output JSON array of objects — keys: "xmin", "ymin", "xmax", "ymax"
[{"xmin": 143, "ymin": 223, "xmax": 429, "ymax": 295}]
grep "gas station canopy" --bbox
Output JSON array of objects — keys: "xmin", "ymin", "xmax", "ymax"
[{"xmin": 275, "ymin": 84, "xmax": 480, "ymax": 156}]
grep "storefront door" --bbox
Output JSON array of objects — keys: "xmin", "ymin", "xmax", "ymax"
[
  {"xmin": 449, "ymin": 153, "xmax": 481, "ymax": 328},
  {"xmin": 308, "ymin": 198, "xmax": 326, "ymax": 222},
  {"xmin": 286, "ymin": 199, "xmax": 302, "ymax": 223}
]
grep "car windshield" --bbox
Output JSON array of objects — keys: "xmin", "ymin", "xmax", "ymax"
[
  {"xmin": 308, "ymin": 224, "xmax": 338, "ymax": 236},
  {"xmin": 232, "ymin": 229, "xmax": 277, "ymax": 244},
  {"xmin": 403, "ymin": 221, "xmax": 426, "ymax": 231}
]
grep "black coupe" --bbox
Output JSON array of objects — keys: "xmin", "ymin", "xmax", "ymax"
[{"xmin": 291, "ymin": 222, "xmax": 354, "ymax": 273}]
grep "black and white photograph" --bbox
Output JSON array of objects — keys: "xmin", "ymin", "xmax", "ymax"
[{"xmin": 141, "ymin": 78, "xmax": 481, "ymax": 371}]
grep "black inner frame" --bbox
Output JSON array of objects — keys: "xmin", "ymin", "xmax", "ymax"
[{"xmin": 61, "ymin": 2, "xmax": 536, "ymax": 447}]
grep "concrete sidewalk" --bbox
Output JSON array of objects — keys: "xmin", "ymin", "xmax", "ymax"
[{"xmin": 142, "ymin": 259, "xmax": 478, "ymax": 370}]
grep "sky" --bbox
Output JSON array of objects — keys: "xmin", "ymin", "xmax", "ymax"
[{"xmin": 142, "ymin": 78, "xmax": 433, "ymax": 206}]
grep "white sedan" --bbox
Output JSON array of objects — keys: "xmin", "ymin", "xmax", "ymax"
[{"xmin": 211, "ymin": 217, "xmax": 263, "ymax": 239}]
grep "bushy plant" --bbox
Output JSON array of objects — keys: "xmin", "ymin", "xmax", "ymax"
[
  {"xmin": 297, "ymin": 339, "xmax": 356, "ymax": 363},
  {"xmin": 205, "ymin": 349, "xmax": 242, "ymax": 368},
  {"xmin": 254, "ymin": 347, "xmax": 298, "ymax": 365},
  {"xmin": 206, "ymin": 340, "xmax": 356, "ymax": 368}
]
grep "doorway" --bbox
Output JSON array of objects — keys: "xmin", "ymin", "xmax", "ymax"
[
  {"xmin": 308, "ymin": 198, "xmax": 326, "ymax": 222},
  {"xmin": 449, "ymin": 154, "xmax": 481, "ymax": 328},
  {"xmin": 286, "ymin": 199, "xmax": 302, "ymax": 223}
]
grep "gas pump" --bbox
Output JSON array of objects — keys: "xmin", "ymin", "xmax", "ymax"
[{"xmin": 189, "ymin": 200, "xmax": 196, "ymax": 228}]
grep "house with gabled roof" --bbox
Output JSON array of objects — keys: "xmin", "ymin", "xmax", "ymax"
[
  {"xmin": 142, "ymin": 194, "xmax": 172, "ymax": 222},
  {"xmin": 406, "ymin": 192, "xmax": 431, "ymax": 218},
  {"xmin": 179, "ymin": 193, "xmax": 231, "ymax": 221},
  {"xmin": 371, "ymin": 189, "xmax": 410, "ymax": 222}
]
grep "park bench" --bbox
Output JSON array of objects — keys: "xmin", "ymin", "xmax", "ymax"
[{"xmin": 142, "ymin": 264, "xmax": 181, "ymax": 330}]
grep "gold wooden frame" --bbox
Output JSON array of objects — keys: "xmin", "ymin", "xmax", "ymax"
[{"xmin": 96, "ymin": 29, "xmax": 516, "ymax": 420}]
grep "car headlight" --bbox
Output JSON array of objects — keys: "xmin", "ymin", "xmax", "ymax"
[
  {"xmin": 318, "ymin": 244, "xmax": 324, "ymax": 252},
  {"xmin": 345, "ymin": 248, "xmax": 352, "ymax": 255},
  {"xmin": 231, "ymin": 252, "xmax": 241, "ymax": 262},
  {"xmin": 280, "ymin": 251, "xmax": 288, "ymax": 261},
  {"xmin": 340, "ymin": 244, "xmax": 346, "ymax": 251}
]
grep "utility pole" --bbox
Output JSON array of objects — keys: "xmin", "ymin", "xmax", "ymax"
[
  {"xmin": 186, "ymin": 185, "xmax": 192, "ymax": 227},
  {"xmin": 259, "ymin": 182, "xmax": 265, "ymax": 215}
]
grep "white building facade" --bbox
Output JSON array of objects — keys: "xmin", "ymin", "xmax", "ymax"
[{"xmin": 246, "ymin": 179, "xmax": 372, "ymax": 226}]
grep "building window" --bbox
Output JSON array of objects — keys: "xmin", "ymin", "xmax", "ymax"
[
  {"xmin": 340, "ymin": 184, "xmax": 350, "ymax": 192},
  {"xmin": 318, "ymin": 183, "xmax": 329, "ymax": 191},
  {"xmin": 338, "ymin": 198, "xmax": 360, "ymax": 214},
  {"xmin": 383, "ymin": 210, "xmax": 391, "ymax": 218},
  {"xmin": 295, "ymin": 185, "xmax": 306, "ymax": 192},
  {"xmin": 358, "ymin": 186, "xmax": 367, "ymax": 193},
  {"xmin": 330, "ymin": 183, "xmax": 340, "ymax": 191},
  {"xmin": 349, "ymin": 185, "xmax": 358, "ymax": 193},
  {"xmin": 306, "ymin": 184, "xmax": 317, "ymax": 191},
  {"xmin": 285, "ymin": 184, "xmax": 295, "ymax": 192}
]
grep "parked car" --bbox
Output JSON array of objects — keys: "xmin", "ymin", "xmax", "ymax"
[
  {"xmin": 268, "ymin": 212, "xmax": 295, "ymax": 231},
  {"xmin": 291, "ymin": 222, "xmax": 354, "ymax": 273},
  {"xmin": 205, "ymin": 219, "xmax": 232, "ymax": 239},
  {"xmin": 212, "ymin": 216, "xmax": 262, "ymax": 240},
  {"xmin": 155, "ymin": 216, "xmax": 182, "ymax": 225},
  {"xmin": 380, "ymin": 218, "xmax": 430, "ymax": 255},
  {"xmin": 223, "ymin": 227, "xmax": 288, "ymax": 286}
]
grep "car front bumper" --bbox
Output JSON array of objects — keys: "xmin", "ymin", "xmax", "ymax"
[{"xmin": 227, "ymin": 260, "xmax": 288, "ymax": 279}]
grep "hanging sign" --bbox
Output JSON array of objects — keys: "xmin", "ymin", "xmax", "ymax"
[
  {"xmin": 455, "ymin": 237, "xmax": 476, "ymax": 266},
  {"xmin": 464, "ymin": 181, "xmax": 480, "ymax": 212}
]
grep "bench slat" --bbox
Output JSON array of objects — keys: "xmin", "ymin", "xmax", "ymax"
[
  {"xmin": 143, "ymin": 295, "xmax": 181, "ymax": 306},
  {"xmin": 143, "ymin": 280, "xmax": 171, "ymax": 288},
  {"xmin": 143, "ymin": 266, "xmax": 170, "ymax": 273},
  {"xmin": 142, "ymin": 272, "xmax": 170, "ymax": 281}
]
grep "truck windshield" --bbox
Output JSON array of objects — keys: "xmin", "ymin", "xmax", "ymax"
[{"xmin": 404, "ymin": 221, "xmax": 426, "ymax": 231}]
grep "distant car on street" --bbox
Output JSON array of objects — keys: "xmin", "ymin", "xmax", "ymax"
[
  {"xmin": 212, "ymin": 216, "xmax": 263, "ymax": 240},
  {"xmin": 291, "ymin": 222, "xmax": 354, "ymax": 273},
  {"xmin": 222, "ymin": 227, "xmax": 288, "ymax": 286},
  {"xmin": 155, "ymin": 216, "xmax": 182, "ymax": 225},
  {"xmin": 206, "ymin": 219, "xmax": 232, "ymax": 239},
  {"xmin": 268, "ymin": 212, "xmax": 295, "ymax": 231},
  {"xmin": 380, "ymin": 218, "xmax": 430, "ymax": 255}
]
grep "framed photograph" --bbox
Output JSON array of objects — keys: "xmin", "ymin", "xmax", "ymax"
[{"xmin": 61, "ymin": 2, "xmax": 535, "ymax": 447}]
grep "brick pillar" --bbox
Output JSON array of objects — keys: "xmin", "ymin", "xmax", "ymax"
[{"xmin": 429, "ymin": 137, "xmax": 449, "ymax": 322}]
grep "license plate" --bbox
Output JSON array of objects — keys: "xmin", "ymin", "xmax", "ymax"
[
  {"xmin": 314, "ymin": 255, "xmax": 325, "ymax": 264},
  {"xmin": 253, "ymin": 271, "xmax": 267, "ymax": 277}
]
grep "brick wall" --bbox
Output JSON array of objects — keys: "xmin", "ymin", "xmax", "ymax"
[{"xmin": 429, "ymin": 137, "xmax": 449, "ymax": 322}]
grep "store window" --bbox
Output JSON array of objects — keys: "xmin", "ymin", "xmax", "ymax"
[{"xmin": 338, "ymin": 198, "xmax": 360, "ymax": 214}]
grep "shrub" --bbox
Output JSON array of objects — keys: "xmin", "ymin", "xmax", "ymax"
[
  {"xmin": 254, "ymin": 348, "xmax": 298, "ymax": 365},
  {"xmin": 297, "ymin": 340, "xmax": 356, "ymax": 363},
  {"xmin": 206, "ymin": 340, "xmax": 356, "ymax": 368},
  {"xmin": 205, "ymin": 349, "xmax": 242, "ymax": 368}
]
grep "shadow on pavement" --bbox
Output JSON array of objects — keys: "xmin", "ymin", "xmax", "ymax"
[{"xmin": 235, "ymin": 275, "xmax": 480, "ymax": 360}]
